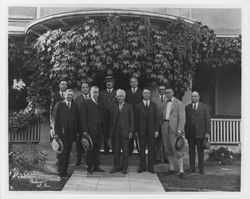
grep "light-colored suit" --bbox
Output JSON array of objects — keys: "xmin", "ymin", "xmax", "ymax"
[
  {"xmin": 161, "ymin": 97, "xmax": 186, "ymax": 158},
  {"xmin": 161, "ymin": 97, "xmax": 186, "ymax": 133}
]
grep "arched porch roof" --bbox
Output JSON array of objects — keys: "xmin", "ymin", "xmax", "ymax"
[{"xmin": 25, "ymin": 8, "xmax": 195, "ymax": 37}]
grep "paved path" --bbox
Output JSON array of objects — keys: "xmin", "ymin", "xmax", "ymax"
[{"xmin": 63, "ymin": 165, "xmax": 165, "ymax": 192}]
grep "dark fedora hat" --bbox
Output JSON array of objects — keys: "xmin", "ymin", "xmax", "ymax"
[
  {"xmin": 174, "ymin": 135, "xmax": 185, "ymax": 151},
  {"xmin": 81, "ymin": 133, "xmax": 93, "ymax": 153},
  {"xmin": 51, "ymin": 137, "xmax": 63, "ymax": 154},
  {"xmin": 104, "ymin": 75, "xmax": 116, "ymax": 82}
]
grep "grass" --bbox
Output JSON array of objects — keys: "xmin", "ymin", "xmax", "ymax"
[{"xmin": 158, "ymin": 165, "xmax": 241, "ymax": 192}]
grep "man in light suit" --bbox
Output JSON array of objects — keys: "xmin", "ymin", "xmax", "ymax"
[
  {"xmin": 85, "ymin": 86, "xmax": 105, "ymax": 175},
  {"xmin": 185, "ymin": 91, "xmax": 211, "ymax": 174},
  {"xmin": 109, "ymin": 89, "xmax": 134, "ymax": 174},
  {"xmin": 125, "ymin": 77, "xmax": 143, "ymax": 155},
  {"xmin": 74, "ymin": 82, "xmax": 90, "ymax": 166},
  {"xmin": 99, "ymin": 75, "xmax": 117, "ymax": 154},
  {"xmin": 161, "ymin": 88, "xmax": 186, "ymax": 178},
  {"xmin": 135, "ymin": 88, "xmax": 160, "ymax": 174},
  {"xmin": 151, "ymin": 84, "xmax": 169, "ymax": 164},
  {"xmin": 53, "ymin": 89, "xmax": 77, "ymax": 180}
]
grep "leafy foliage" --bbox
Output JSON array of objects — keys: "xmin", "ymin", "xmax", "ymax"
[
  {"xmin": 21, "ymin": 16, "xmax": 241, "ymax": 111},
  {"xmin": 9, "ymin": 149, "xmax": 47, "ymax": 188}
]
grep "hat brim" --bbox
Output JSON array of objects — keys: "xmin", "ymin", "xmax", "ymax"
[
  {"xmin": 104, "ymin": 79, "xmax": 116, "ymax": 82},
  {"xmin": 174, "ymin": 135, "xmax": 185, "ymax": 151},
  {"xmin": 82, "ymin": 134, "xmax": 93, "ymax": 150},
  {"xmin": 51, "ymin": 138, "xmax": 64, "ymax": 154}
]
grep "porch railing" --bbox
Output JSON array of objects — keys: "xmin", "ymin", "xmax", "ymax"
[
  {"xmin": 210, "ymin": 118, "xmax": 241, "ymax": 144},
  {"xmin": 9, "ymin": 123, "xmax": 41, "ymax": 143}
]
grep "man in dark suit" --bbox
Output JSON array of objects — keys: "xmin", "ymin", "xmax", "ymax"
[
  {"xmin": 135, "ymin": 88, "xmax": 160, "ymax": 174},
  {"xmin": 99, "ymin": 76, "xmax": 117, "ymax": 154},
  {"xmin": 74, "ymin": 82, "xmax": 90, "ymax": 166},
  {"xmin": 125, "ymin": 77, "xmax": 143, "ymax": 155},
  {"xmin": 53, "ymin": 89, "xmax": 77, "ymax": 181},
  {"xmin": 185, "ymin": 91, "xmax": 211, "ymax": 174},
  {"xmin": 85, "ymin": 86, "xmax": 105, "ymax": 175},
  {"xmin": 151, "ymin": 84, "xmax": 169, "ymax": 164},
  {"xmin": 109, "ymin": 89, "xmax": 134, "ymax": 174},
  {"xmin": 50, "ymin": 80, "xmax": 68, "ymax": 133}
]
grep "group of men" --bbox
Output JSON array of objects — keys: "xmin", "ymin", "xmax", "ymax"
[{"xmin": 50, "ymin": 76, "xmax": 211, "ymax": 181}]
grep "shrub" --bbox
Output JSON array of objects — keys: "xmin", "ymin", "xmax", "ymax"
[{"xmin": 208, "ymin": 147, "xmax": 234, "ymax": 165}]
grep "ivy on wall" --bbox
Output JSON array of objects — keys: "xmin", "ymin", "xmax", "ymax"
[{"xmin": 10, "ymin": 15, "xmax": 241, "ymax": 114}]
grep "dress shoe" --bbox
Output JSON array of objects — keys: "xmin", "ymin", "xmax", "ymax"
[
  {"xmin": 110, "ymin": 168, "xmax": 121, "ymax": 173},
  {"xmin": 179, "ymin": 172, "xmax": 186, "ymax": 179},
  {"xmin": 148, "ymin": 169, "xmax": 155, "ymax": 174},
  {"xmin": 122, "ymin": 170, "xmax": 127, "ymax": 174},
  {"xmin": 199, "ymin": 169, "xmax": 205, "ymax": 174},
  {"xmin": 166, "ymin": 169, "xmax": 175, "ymax": 175},
  {"xmin": 93, "ymin": 167, "xmax": 105, "ymax": 172},
  {"xmin": 164, "ymin": 159, "xmax": 169, "ymax": 164},
  {"xmin": 137, "ymin": 168, "xmax": 146, "ymax": 173}
]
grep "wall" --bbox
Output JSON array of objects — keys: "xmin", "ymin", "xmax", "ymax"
[{"xmin": 215, "ymin": 67, "xmax": 241, "ymax": 117}]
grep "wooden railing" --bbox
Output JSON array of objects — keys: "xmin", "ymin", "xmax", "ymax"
[
  {"xmin": 9, "ymin": 123, "xmax": 41, "ymax": 143},
  {"xmin": 210, "ymin": 118, "xmax": 241, "ymax": 144}
]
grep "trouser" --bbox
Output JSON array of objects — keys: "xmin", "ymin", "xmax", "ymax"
[
  {"xmin": 113, "ymin": 128, "xmax": 129, "ymax": 170},
  {"xmin": 155, "ymin": 135, "xmax": 164, "ymax": 161},
  {"xmin": 139, "ymin": 133, "xmax": 155, "ymax": 171},
  {"xmin": 188, "ymin": 136, "xmax": 205, "ymax": 171},
  {"xmin": 57, "ymin": 132, "xmax": 73, "ymax": 177},
  {"xmin": 86, "ymin": 134, "xmax": 102, "ymax": 169},
  {"xmin": 76, "ymin": 134, "xmax": 83, "ymax": 164},
  {"xmin": 104, "ymin": 111, "xmax": 110, "ymax": 152}
]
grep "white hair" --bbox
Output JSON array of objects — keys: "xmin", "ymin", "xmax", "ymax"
[
  {"xmin": 90, "ymin": 86, "xmax": 99, "ymax": 94},
  {"xmin": 65, "ymin": 89, "xmax": 73, "ymax": 95},
  {"xmin": 116, "ymin": 89, "xmax": 126, "ymax": 97}
]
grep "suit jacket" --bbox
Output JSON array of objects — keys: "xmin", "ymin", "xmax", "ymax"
[
  {"xmin": 161, "ymin": 97, "xmax": 186, "ymax": 133},
  {"xmin": 110, "ymin": 103, "xmax": 134, "ymax": 138},
  {"xmin": 99, "ymin": 89, "xmax": 117, "ymax": 113},
  {"xmin": 75, "ymin": 94, "xmax": 89, "ymax": 134},
  {"xmin": 135, "ymin": 101, "xmax": 160, "ymax": 136},
  {"xmin": 85, "ymin": 99, "xmax": 105, "ymax": 138},
  {"xmin": 50, "ymin": 91, "xmax": 64, "ymax": 120},
  {"xmin": 125, "ymin": 88, "xmax": 143, "ymax": 108},
  {"xmin": 54, "ymin": 101, "xmax": 77, "ymax": 138},
  {"xmin": 185, "ymin": 102, "xmax": 211, "ymax": 139}
]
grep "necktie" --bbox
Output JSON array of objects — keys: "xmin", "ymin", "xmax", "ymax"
[
  {"xmin": 67, "ymin": 102, "xmax": 71, "ymax": 109},
  {"xmin": 61, "ymin": 92, "xmax": 64, "ymax": 99},
  {"xmin": 161, "ymin": 95, "xmax": 164, "ymax": 102},
  {"xmin": 133, "ymin": 88, "xmax": 135, "ymax": 94},
  {"xmin": 193, "ymin": 103, "xmax": 196, "ymax": 110}
]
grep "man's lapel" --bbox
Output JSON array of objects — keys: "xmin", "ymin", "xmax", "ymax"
[{"xmin": 170, "ymin": 98, "xmax": 177, "ymax": 114}]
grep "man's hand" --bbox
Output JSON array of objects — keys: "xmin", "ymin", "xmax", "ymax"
[
  {"xmin": 129, "ymin": 132, "xmax": 133, "ymax": 139},
  {"xmin": 53, "ymin": 134, "xmax": 59, "ymax": 139},
  {"xmin": 82, "ymin": 132, "xmax": 88, "ymax": 136},
  {"xmin": 177, "ymin": 130, "xmax": 184, "ymax": 136},
  {"xmin": 134, "ymin": 132, "xmax": 138, "ymax": 137},
  {"xmin": 154, "ymin": 131, "xmax": 159, "ymax": 138},
  {"xmin": 205, "ymin": 133, "xmax": 210, "ymax": 139}
]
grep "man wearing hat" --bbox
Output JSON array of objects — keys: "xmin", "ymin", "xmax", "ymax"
[
  {"xmin": 161, "ymin": 88, "xmax": 186, "ymax": 178},
  {"xmin": 185, "ymin": 91, "xmax": 211, "ymax": 174},
  {"xmin": 85, "ymin": 86, "xmax": 105, "ymax": 175},
  {"xmin": 74, "ymin": 82, "xmax": 90, "ymax": 166},
  {"xmin": 99, "ymin": 75, "xmax": 117, "ymax": 154},
  {"xmin": 109, "ymin": 89, "xmax": 134, "ymax": 174},
  {"xmin": 53, "ymin": 89, "xmax": 77, "ymax": 180}
]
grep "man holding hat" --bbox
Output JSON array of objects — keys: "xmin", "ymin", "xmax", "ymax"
[
  {"xmin": 161, "ymin": 88, "xmax": 186, "ymax": 178},
  {"xmin": 74, "ymin": 82, "xmax": 90, "ymax": 166},
  {"xmin": 185, "ymin": 91, "xmax": 211, "ymax": 174},
  {"xmin": 53, "ymin": 89, "xmax": 77, "ymax": 180},
  {"xmin": 99, "ymin": 75, "xmax": 117, "ymax": 154}
]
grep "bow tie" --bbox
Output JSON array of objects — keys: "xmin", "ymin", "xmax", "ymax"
[{"xmin": 167, "ymin": 99, "xmax": 172, "ymax": 102}]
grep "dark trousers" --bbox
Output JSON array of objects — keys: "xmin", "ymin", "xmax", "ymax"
[
  {"xmin": 104, "ymin": 112, "xmax": 110, "ymax": 152},
  {"xmin": 139, "ymin": 133, "xmax": 155, "ymax": 171},
  {"xmin": 86, "ymin": 134, "xmax": 101, "ymax": 170},
  {"xmin": 57, "ymin": 132, "xmax": 73, "ymax": 177},
  {"xmin": 113, "ymin": 129, "xmax": 129, "ymax": 170},
  {"xmin": 188, "ymin": 136, "xmax": 205, "ymax": 171},
  {"xmin": 76, "ymin": 135, "xmax": 83, "ymax": 164}
]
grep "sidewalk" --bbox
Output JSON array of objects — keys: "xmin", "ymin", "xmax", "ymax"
[{"xmin": 63, "ymin": 154, "xmax": 165, "ymax": 192}]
